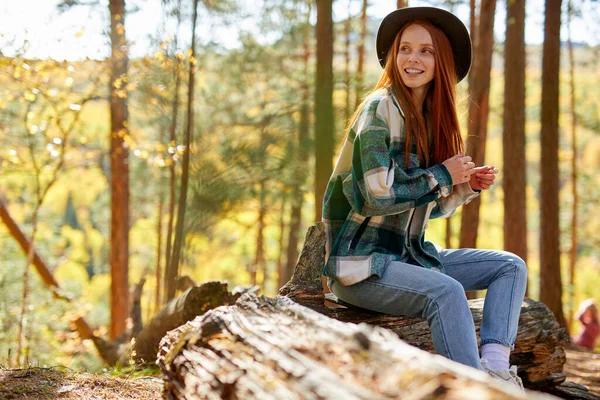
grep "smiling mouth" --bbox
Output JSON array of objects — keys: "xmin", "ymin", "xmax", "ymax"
[{"xmin": 404, "ymin": 68, "xmax": 424, "ymax": 75}]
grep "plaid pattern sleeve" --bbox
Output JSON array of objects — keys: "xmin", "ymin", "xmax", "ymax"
[
  {"xmin": 430, "ymin": 182, "xmax": 480, "ymax": 219},
  {"xmin": 343, "ymin": 94, "xmax": 453, "ymax": 217}
]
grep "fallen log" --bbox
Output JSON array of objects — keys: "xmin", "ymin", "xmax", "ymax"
[
  {"xmin": 123, "ymin": 281, "xmax": 238, "ymax": 365},
  {"xmin": 158, "ymin": 293, "xmax": 555, "ymax": 399},
  {"xmin": 279, "ymin": 223, "xmax": 572, "ymax": 392}
]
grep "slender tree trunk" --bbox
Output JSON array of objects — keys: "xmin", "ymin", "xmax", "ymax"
[
  {"xmin": 284, "ymin": 10, "xmax": 312, "ymax": 289},
  {"xmin": 468, "ymin": 0, "xmax": 477, "ymax": 97},
  {"xmin": 276, "ymin": 194, "xmax": 287, "ymax": 290},
  {"xmin": 344, "ymin": 2, "xmax": 352, "ymax": 123},
  {"xmin": 566, "ymin": 0, "xmax": 578, "ymax": 330},
  {"xmin": 253, "ymin": 180, "xmax": 266, "ymax": 289},
  {"xmin": 397, "ymin": 0, "xmax": 407, "ymax": 8},
  {"xmin": 314, "ymin": 0, "xmax": 334, "ymax": 223},
  {"xmin": 109, "ymin": 0, "xmax": 130, "ymax": 341},
  {"xmin": 0, "ymin": 199, "xmax": 116, "ymax": 364},
  {"xmin": 459, "ymin": 0, "xmax": 497, "ymax": 250},
  {"xmin": 503, "ymin": 0, "xmax": 528, "ymax": 294},
  {"xmin": 15, "ymin": 206, "xmax": 40, "ymax": 367},
  {"xmin": 354, "ymin": 0, "xmax": 367, "ymax": 108},
  {"xmin": 445, "ymin": 216, "xmax": 452, "ymax": 249},
  {"xmin": 164, "ymin": 0, "xmax": 182, "ymax": 305},
  {"xmin": 168, "ymin": 0, "xmax": 199, "ymax": 301},
  {"xmin": 539, "ymin": 0, "xmax": 566, "ymax": 327},
  {"xmin": 155, "ymin": 199, "xmax": 163, "ymax": 312}
]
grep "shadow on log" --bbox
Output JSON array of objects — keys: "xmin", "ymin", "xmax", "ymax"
[
  {"xmin": 158, "ymin": 293, "xmax": 557, "ymax": 399},
  {"xmin": 278, "ymin": 224, "xmax": 596, "ymax": 399}
]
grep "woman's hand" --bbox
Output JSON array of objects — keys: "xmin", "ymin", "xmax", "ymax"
[
  {"xmin": 469, "ymin": 166, "xmax": 499, "ymax": 190},
  {"xmin": 442, "ymin": 153, "xmax": 475, "ymax": 185}
]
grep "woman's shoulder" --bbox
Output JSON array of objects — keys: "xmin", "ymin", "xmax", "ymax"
[{"xmin": 361, "ymin": 88, "xmax": 403, "ymax": 119}]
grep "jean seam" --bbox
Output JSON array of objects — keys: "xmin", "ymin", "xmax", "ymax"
[
  {"xmin": 442, "ymin": 256, "xmax": 515, "ymax": 267},
  {"xmin": 507, "ymin": 262, "xmax": 518, "ymax": 344},
  {"xmin": 359, "ymin": 279, "xmax": 454, "ymax": 359}
]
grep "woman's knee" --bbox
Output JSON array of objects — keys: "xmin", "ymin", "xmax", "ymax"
[{"xmin": 506, "ymin": 252, "xmax": 528, "ymax": 282}]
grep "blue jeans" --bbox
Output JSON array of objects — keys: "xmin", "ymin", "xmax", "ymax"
[{"xmin": 328, "ymin": 248, "xmax": 528, "ymax": 370}]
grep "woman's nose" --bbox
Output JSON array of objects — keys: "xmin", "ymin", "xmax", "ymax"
[{"xmin": 407, "ymin": 52, "xmax": 420, "ymax": 63}]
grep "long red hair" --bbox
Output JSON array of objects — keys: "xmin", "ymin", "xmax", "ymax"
[{"xmin": 347, "ymin": 20, "xmax": 464, "ymax": 167}]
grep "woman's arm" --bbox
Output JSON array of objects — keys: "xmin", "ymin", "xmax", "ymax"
[{"xmin": 345, "ymin": 99, "xmax": 453, "ymax": 217}]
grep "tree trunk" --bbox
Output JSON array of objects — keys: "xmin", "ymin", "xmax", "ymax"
[
  {"xmin": 503, "ymin": 0, "xmax": 528, "ymax": 293},
  {"xmin": 276, "ymin": 195, "xmax": 287, "ymax": 290},
  {"xmin": 109, "ymin": 0, "xmax": 130, "ymax": 341},
  {"xmin": 155, "ymin": 193, "xmax": 164, "ymax": 313},
  {"xmin": 278, "ymin": 223, "xmax": 575, "ymax": 391},
  {"xmin": 539, "ymin": 0, "xmax": 566, "ymax": 328},
  {"xmin": 355, "ymin": 0, "xmax": 367, "ymax": 109},
  {"xmin": 158, "ymin": 293, "xmax": 561, "ymax": 399},
  {"xmin": 15, "ymin": 206, "xmax": 40, "ymax": 366},
  {"xmin": 254, "ymin": 180, "xmax": 266, "ymax": 290},
  {"xmin": 0, "ymin": 199, "xmax": 117, "ymax": 365},
  {"xmin": 164, "ymin": 0, "xmax": 182, "ymax": 305},
  {"xmin": 168, "ymin": 0, "xmax": 199, "ymax": 301},
  {"xmin": 397, "ymin": 0, "xmax": 407, "ymax": 8},
  {"xmin": 314, "ymin": 0, "xmax": 334, "ymax": 223},
  {"xmin": 566, "ymin": 0, "xmax": 578, "ymax": 331},
  {"xmin": 459, "ymin": 0, "xmax": 497, "ymax": 250},
  {"xmin": 283, "ymin": 18, "xmax": 311, "ymax": 290},
  {"xmin": 343, "ymin": 2, "xmax": 352, "ymax": 123},
  {"xmin": 445, "ymin": 215, "xmax": 452, "ymax": 249},
  {"xmin": 125, "ymin": 281, "xmax": 236, "ymax": 365}
]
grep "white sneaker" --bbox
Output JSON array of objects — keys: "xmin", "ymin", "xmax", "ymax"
[{"xmin": 481, "ymin": 358, "xmax": 525, "ymax": 393}]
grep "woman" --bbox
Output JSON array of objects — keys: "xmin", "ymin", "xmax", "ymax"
[
  {"xmin": 573, "ymin": 299, "xmax": 599, "ymax": 351},
  {"xmin": 321, "ymin": 7, "xmax": 527, "ymax": 391}
]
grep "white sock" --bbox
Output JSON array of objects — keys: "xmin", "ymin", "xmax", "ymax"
[{"xmin": 481, "ymin": 343, "xmax": 511, "ymax": 370}]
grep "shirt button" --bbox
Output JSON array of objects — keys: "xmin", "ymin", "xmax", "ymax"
[{"xmin": 442, "ymin": 187, "xmax": 449, "ymax": 196}]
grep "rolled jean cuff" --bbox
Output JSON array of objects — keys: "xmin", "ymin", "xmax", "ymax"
[{"xmin": 480, "ymin": 338, "xmax": 515, "ymax": 350}]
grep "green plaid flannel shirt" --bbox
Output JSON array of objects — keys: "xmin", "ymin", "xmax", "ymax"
[{"xmin": 322, "ymin": 88, "xmax": 480, "ymax": 286}]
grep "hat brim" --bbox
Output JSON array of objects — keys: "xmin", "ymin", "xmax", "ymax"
[{"xmin": 376, "ymin": 7, "xmax": 472, "ymax": 82}]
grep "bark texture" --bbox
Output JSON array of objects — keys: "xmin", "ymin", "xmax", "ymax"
[
  {"xmin": 314, "ymin": 0, "xmax": 334, "ymax": 223},
  {"xmin": 279, "ymin": 223, "xmax": 573, "ymax": 392},
  {"xmin": 109, "ymin": 0, "xmax": 130, "ymax": 341},
  {"xmin": 459, "ymin": 0, "xmax": 497, "ymax": 249},
  {"xmin": 124, "ymin": 281, "xmax": 237, "ymax": 365},
  {"xmin": 503, "ymin": 0, "xmax": 528, "ymax": 269},
  {"xmin": 158, "ymin": 293, "xmax": 558, "ymax": 400},
  {"xmin": 539, "ymin": 0, "xmax": 566, "ymax": 327}
]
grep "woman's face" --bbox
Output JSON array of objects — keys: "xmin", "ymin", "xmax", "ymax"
[{"xmin": 396, "ymin": 24, "xmax": 435, "ymax": 94}]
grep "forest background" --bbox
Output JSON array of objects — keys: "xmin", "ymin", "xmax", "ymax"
[{"xmin": 0, "ymin": 0, "xmax": 599, "ymax": 372}]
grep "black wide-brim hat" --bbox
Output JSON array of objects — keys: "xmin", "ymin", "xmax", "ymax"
[{"xmin": 376, "ymin": 7, "xmax": 472, "ymax": 82}]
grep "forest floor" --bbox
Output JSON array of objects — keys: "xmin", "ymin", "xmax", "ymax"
[{"xmin": 0, "ymin": 347, "xmax": 598, "ymax": 399}]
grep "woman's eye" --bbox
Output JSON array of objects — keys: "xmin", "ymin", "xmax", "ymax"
[
  {"xmin": 401, "ymin": 46, "xmax": 410, "ymax": 52},
  {"xmin": 422, "ymin": 48, "xmax": 433, "ymax": 54}
]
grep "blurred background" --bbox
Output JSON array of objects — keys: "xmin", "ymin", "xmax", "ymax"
[{"xmin": 0, "ymin": 0, "xmax": 598, "ymax": 370}]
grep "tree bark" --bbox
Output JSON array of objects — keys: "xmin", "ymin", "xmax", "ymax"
[
  {"xmin": 459, "ymin": 0, "xmax": 497, "ymax": 250},
  {"xmin": 125, "ymin": 281, "xmax": 236, "ymax": 365},
  {"xmin": 397, "ymin": 0, "xmax": 407, "ymax": 8},
  {"xmin": 539, "ymin": 0, "xmax": 566, "ymax": 328},
  {"xmin": 314, "ymin": 0, "xmax": 334, "ymax": 223},
  {"xmin": 109, "ymin": 0, "xmax": 130, "ymax": 341},
  {"xmin": 158, "ymin": 293, "xmax": 560, "ymax": 399},
  {"xmin": 276, "ymin": 194, "xmax": 287, "ymax": 290},
  {"xmin": 164, "ymin": 0, "xmax": 183, "ymax": 305},
  {"xmin": 343, "ymin": 2, "xmax": 352, "ymax": 123},
  {"xmin": 354, "ymin": 0, "xmax": 367, "ymax": 108},
  {"xmin": 503, "ymin": 0, "xmax": 528, "ymax": 291},
  {"xmin": 279, "ymin": 223, "xmax": 573, "ymax": 391},
  {"xmin": 283, "ymin": 14, "xmax": 311, "ymax": 290},
  {"xmin": 254, "ymin": 180, "xmax": 266, "ymax": 289},
  {"xmin": 566, "ymin": 0, "xmax": 578, "ymax": 331},
  {"xmin": 168, "ymin": 0, "xmax": 199, "ymax": 301}
]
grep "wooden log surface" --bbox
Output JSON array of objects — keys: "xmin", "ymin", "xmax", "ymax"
[
  {"xmin": 158, "ymin": 293, "xmax": 556, "ymax": 399},
  {"xmin": 123, "ymin": 281, "xmax": 237, "ymax": 364},
  {"xmin": 279, "ymin": 223, "xmax": 571, "ymax": 391}
]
